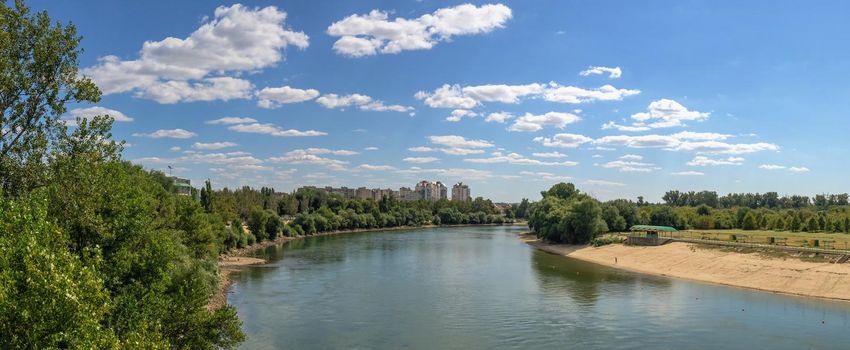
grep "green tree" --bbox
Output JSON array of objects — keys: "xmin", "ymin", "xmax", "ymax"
[
  {"xmin": 741, "ymin": 213, "xmax": 757, "ymax": 230},
  {"xmin": 200, "ymin": 179, "xmax": 213, "ymax": 213},
  {"xmin": 1, "ymin": 0, "xmax": 101, "ymax": 195},
  {"xmin": 806, "ymin": 216, "xmax": 819, "ymax": 232}
]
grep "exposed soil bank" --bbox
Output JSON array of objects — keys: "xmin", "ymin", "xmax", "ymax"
[{"xmin": 522, "ymin": 235, "xmax": 850, "ymax": 302}]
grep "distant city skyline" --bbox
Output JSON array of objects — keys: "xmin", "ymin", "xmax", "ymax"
[{"xmin": 33, "ymin": 0, "xmax": 850, "ymax": 202}]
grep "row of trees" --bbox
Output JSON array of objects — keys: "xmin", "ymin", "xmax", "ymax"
[
  {"xmin": 661, "ymin": 190, "xmax": 850, "ymax": 209},
  {"xmin": 528, "ymin": 183, "xmax": 850, "ymax": 245},
  {"xmin": 199, "ymin": 184, "xmax": 512, "ymax": 250}
]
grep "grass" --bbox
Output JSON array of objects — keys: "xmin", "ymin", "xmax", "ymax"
[{"xmin": 634, "ymin": 229, "xmax": 850, "ymax": 250}]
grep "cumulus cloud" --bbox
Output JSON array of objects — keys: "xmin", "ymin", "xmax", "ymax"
[
  {"xmin": 508, "ymin": 112, "xmax": 580, "ymax": 132},
  {"xmin": 533, "ymin": 133, "xmax": 593, "ymax": 148},
  {"xmin": 595, "ymin": 132, "xmax": 777, "ymax": 155},
  {"xmin": 327, "ymin": 3, "xmax": 512, "ymax": 57},
  {"xmin": 532, "ymin": 151, "xmax": 567, "ymax": 158},
  {"xmin": 205, "ymin": 117, "xmax": 257, "ymax": 125},
  {"xmin": 67, "ymin": 106, "xmax": 134, "ymax": 123},
  {"xmin": 580, "ymin": 66, "xmax": 622, "ymax": 78},
  {"xmin": 464, "ymin": 152, "xmax": 577, "ymax": 166},
  {"xmin": 267, "ymin": 149, "xmax": 349, "ymax": 170},
  {"xmin": 446, "ymin": 109, "xmax": 478, "ymax": 122},
  {"xmin": 81, "ymin": 4, "xmax": 308, "ymax": 103},
  {"xmin": 619, "ymin": 154, "xmax": 643, "ymax": 160},
  {"xmin": 316, "ymin": 93, "xmax": 413, "ymax": 114},
  {"xmin": 228, "ymin": 123, "xmax": 327, "ymax": 137},
  {"xmin": 408, "ymin": 146, "xmax": 436, "ymax": 152},
  {"xmin": 396, "ymin": 167, "xmax": 493, "ymax": 180},
  {"xmin": 428, "ymin": 135, "xmax": 494, "ymax": 149},
  {"xmin": 256, "ymin": 86, "xmax": 320, "ymax": 108},
  {"xmin": 132, "ymin": 129, "xmax": 196, "ymax": 139},
  {"xmin": 192, "ymin": 141, "xmax": 237, "ymax": 150},
  {"xmin": 135, "ymin": 151, "xmax": 264, "ymax": 169},
  {"xmin": 687, "ymin": 156, "xmax": 744, "ymax": 166},
  {"xmin": 603, "ymin": 99, "xmax": 710, "ymax": 131},
  {"xmin": 416, "ymin": 82, "xmax": 639, "ymax": 109},
  {"xmin": 599, "ymin": 160, "xmax": 658, "ymax": 172},
  {"xmin": 789, "ymin": 166, "xmax": 810, "ymax": 173},
  {"xmin": 403, "ymin": 157, "xmax": 439, "ymax": 164},
  {"xmin": 484, "ymin": 112, "xmax": 514, "ymax": 123},
  {"xmin": 300, "ymin": 148, "xmax": 359, "ymax": 156}
]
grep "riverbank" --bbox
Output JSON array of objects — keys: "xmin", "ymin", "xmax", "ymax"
[
  {"xmin": 521, "ymin": 234, "xmax": 850, "ymax": 301},
  {"xmin": 211, "ymin": 223, "xmax": 524, "ymax": 309}
]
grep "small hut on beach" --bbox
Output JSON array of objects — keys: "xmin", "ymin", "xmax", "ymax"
[{"xmin": 626, "ymin": 225, "xmax": 678, "ymax": 246}]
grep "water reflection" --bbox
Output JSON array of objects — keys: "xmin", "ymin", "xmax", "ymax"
[{"xmin": 228, "ymin": 226, "xmax": 850, "ymax": 350}]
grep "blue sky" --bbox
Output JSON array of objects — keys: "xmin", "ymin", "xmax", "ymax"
[{"xmin": 30, "ymin": 0, "xmax": 850, "ymax": 202}]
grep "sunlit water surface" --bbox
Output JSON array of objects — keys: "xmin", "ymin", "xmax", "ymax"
[{"xmin": 228, "ymin": 226, "xmax": 850, "ymax": 349}]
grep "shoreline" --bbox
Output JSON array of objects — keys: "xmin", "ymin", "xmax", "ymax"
[
  {"xmin": 211, "ymin": 223, "xmax": 525, "ymax": 309},
  {"xmin": 520, "ymin": 234, "xmax": 850, "ymax": 302}
]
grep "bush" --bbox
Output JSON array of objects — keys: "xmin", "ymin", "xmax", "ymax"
[{"xmin": 591, "ymin": 234, "xmax": 626, "ymax": 247}]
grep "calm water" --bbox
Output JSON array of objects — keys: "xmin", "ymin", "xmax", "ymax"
[{"xmin": 228, "ymin": 226, "xmax": 850, "ymax": 349}]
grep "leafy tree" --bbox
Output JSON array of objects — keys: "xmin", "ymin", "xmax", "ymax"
[
  {"xmin": 741, "ymin": 213, "xmax": 757, "ymax": 230},
  {"xmin": 806, "ymin": 216, "xmax": 819, "ymax": 232},
  {"xmin": 528, "ymin": 183, "xmax": 608, "ymax": 244},
  {"xmin": 1, "ymin": 0, "xmax": 101, "ymax": 195},
  {"xmin": 200, "ymin": 179, "xmax": 213, "ymax": 213}
]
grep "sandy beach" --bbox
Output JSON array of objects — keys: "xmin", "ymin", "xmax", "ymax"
[{"xmin": 522, "ymin": 235, "xmax": 850, "ymax": 301}]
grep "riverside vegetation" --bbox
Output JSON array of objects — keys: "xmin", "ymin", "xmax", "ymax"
[
  {"xmin": 0, "ymin": 2, "xmax": 517, "ymax": 348},
  {"xmin": 528, "ymin": 183, "xmax": 850, "ymax": 245}
]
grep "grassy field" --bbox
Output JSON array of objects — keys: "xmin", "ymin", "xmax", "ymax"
[{"xmin": 633, "ymin": 229, "xmax": 850, "ymax": 250}]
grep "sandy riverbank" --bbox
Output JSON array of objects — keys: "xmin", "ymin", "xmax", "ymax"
[{"xmin": 521, "ymin": 235, "xmax": 850, "ymax": 301}]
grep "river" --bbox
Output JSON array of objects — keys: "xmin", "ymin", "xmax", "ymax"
[{"xmin": 227, "ymin": 226, "xmax": 850, "ymax": 349}]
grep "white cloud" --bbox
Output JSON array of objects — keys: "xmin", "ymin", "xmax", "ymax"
[
  {"xmin": 542, "ymin": 83, "xmax": 640, "ymax": 104},
  {"xmin": 170, "ymin": 146, "xmax": 181, "ymax": 152},
  {"xmin": 136, "ymin": 151, "xmax": 263, "ymax": 169},
  {"xmin": 619, "ymin": 154, "xmax": 643, "ymax": 160},
  {"xmin": 267, "ymin": 149, "xmax": 348, "ymax": 171},
  {"xmin": 403, "ymin": 157, "xmax": 439, "ymax": 164},
  {"xmin": 600, "ymin": 160, "xmax": 658, "ymax": 172},
  {"xmin": 396, "ymin": 167, "xmax": 493, "ymax": 180},
  {"xmin": 584, "ymin": 179, "xmax": 626, "ymax": 187},
  {"xmin": 687, "ymin": 156, "xmax": 744, "ymax": 166},
  {"xmin": 464, "ymin": 152, "xmax": 577, "ymax": 166},
  {"xmin": 327, "ymin": 3, "xmax": 512, "ymax": 57},
  {"xmin": 759, "ymin": 164, "xmax": 810, "ymax": 173},
  {"xmin": 228, "ymin": 123, "xmax": 327, "ymax": 137},
  {"xmin": 132, "ymin": 129, "xmax": 196, "ymax": 139},
  {"xmin": 301, "ymin": 148, "xmax": 359, "ymax": 156},
  {"xmin": 82, "ymin": 5, "xmax": 308, "ymax": 102},
  {"xmin": 519, "ymin": 171, "xmax": 572, "ymax": 182},
  {"xmin": 356, "ymin": 164, "xmax": 396, "ymax": 171},
  {"xmin": 135, "ymin": 77, "xmax": 254, "ymax": 104},
  {"xmin": 484, "ymin": 112, "xmax": 513, "ymax": 123},
  {"xmin": 429, "ymin": 135, "xmax": 494, "ymax": 149},
  {"xmin": 532, "ymin": 151, "xmax": 567, "ymax": 158},
  {"xmin": 533, "ymin": 133, "xmax": 593, "ymax": 148},
  {"xmin": 256, "ymin": 86, "xmax": 320, "ymax": 108},
  {"xmin": 580, "ymin": 66, "xmax": 622, "ymax": 78},
  {"xmin": 67, "ymin": 106, "xmax": 134, "ymax": 123},
  {"xmin": 364, "ymin": 146, "xmax": 379, "ymax": 151},
  {"xmin": 446, "ymin": 109, "xmax": 478, "ymax": 122},
  {"xmin": 408, "ymin": 146, "xmax": 436, "ymax": 152},
  {"xmin": 671, "ymin": 171, "xmax": 704, "ymax": 176},
  {"xmin": 415, "ymin": 84, "xmax": 478, "ymax": 109},
  {"xmin": 416, "ymin": 82, "xmax": 639, "ymax": 109},
  {"xmin": 440, "ymin": 148, "xmax": 485, "ymax": 155},
  {"xmin": 508, "ymin": 112, "xmax": 580, "ymax": 132},
  {"xmin": 461, "ymin": 83, "xmax": 544, "ymax": 103},
  {"xmin": 192, "ymin": 141, "xmax": 237, "ymax": 150},
  {"xmin": 316, "ymin": 93, "xmax": 413, "ymax": 113},
  {"xmin": 205, "ymin": 117, "xmax": 257, "ymax": 125},
  {"xmin": 601, "ymin": 121, "xmax": 650, "ymax": 132},
  {"xmin": 595, "ymin": 133, "xmax": 777, "ymax": 154}
]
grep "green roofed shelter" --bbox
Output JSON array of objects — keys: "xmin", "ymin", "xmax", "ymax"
[{"xmin": 629, "ymin": 225, "xmax": 678, "ymax": 233}]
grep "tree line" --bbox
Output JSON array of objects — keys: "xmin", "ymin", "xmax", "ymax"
[
  {"xmin": 529, "ymin": 183, "xmax": 850, "ymax": 245},
  {"xmin": 200, "ymin": 185, "xmax": 512, "ymax": 251}
]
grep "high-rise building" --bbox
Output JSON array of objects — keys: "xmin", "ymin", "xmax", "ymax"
[
  {"xmin": 437, "ymin": 181, "xmax": 447, "ymax": 200},
  {"xmin": 452, "ymin": 182, "xmax": 471, "ymax": 202},
  {"xmin": 355, "ymin": 187, "xmax": 372, "ymax": 199}
]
